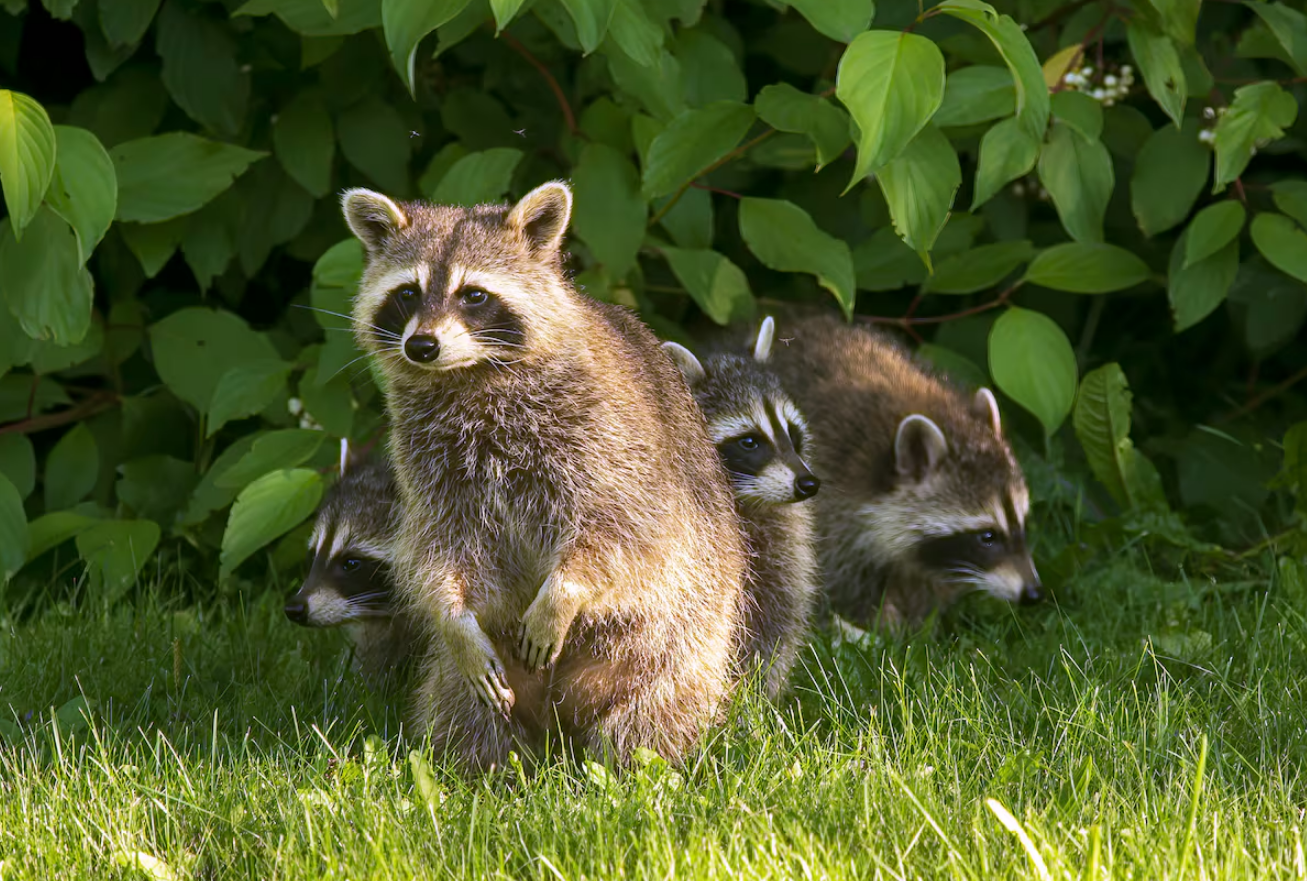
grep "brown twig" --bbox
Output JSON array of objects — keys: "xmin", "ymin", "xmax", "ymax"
[
  {"xmin": 501, "ymin": 32, "xmax": 578, "ymax": 135},
  {"xmin": 649, "ymin": 130, "xmax": 776, "ymax": 227},
  {"xmin": 0, "ymin": 391, "xmax": 120, "ymax": 437},
  {"xmin": 1216, "ymin": 362, "xmax": 1307, "ymax": 424},
  {"xmin": 856, "ymin": 282, "xmax": 1023, "ymax": 329},
  {"xmin": 691, "ymin": 182, "xmax": 744, "ymax": 199}
]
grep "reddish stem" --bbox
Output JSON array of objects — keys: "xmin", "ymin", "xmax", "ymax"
[
  {"xmin": 501, "ymin": 33, "xmax": 578, "ymax": 136},
  {"xmin": 0, "ymin": 391, "xmax": 120, "ymax": 437}
]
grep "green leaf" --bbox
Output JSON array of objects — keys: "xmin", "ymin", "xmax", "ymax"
[
  {"xmin": 933, "ymin": 66, "xmax": 1015, "ymax": 128},
  {"xmin": 661, "ymin": 248, "xmax": 752, "ymax": 325},
  {"xmin": 0, "ymin": 473, "xmax": 26, "ymax": 584},
  {"xmin": 1230, "ymin": 257, "xmax": 1307, "ymax": 355},
  {"xmin": 1169, "ymin": 225, "xmax": 1238, "ymax": 332},
  {"xmin": 573, "ymin": 144, "xmax": 645, "ymax": 277},
  {"xmin": 298, "ymin": 364, "xmax": 355, "ymax": 436},
  {"xmin": 312, "ymin": 237, "xmax": 365, "ymax": 292},
  {"xmin": 754, "ymin": 84, "xmax": 851, "ymax": 169},
  {"xmin": 1183, "ymin": 201, "xmax": 1246, "ymax": 269},
  {"xmin": 156, "ymin": 0, "xmax": 249, "ymax": 136},
  {"xmin": 417, "ymin": 142, "xmax": 469, "ymax": 197},
  {"xmin": 26, "ymin": 511, "xmax": 98, "ymax": 562},
  {"xmin": 641, "ymin": 101, "xmax": 755, "ymax": 199},
  {"xmin": 607, "ymin": 0, "xmax": 662, "ymax": 68},
  {"xmin": 604, "ymin": 45, "xmax": 684, "ymax": 121},
  {"xmin": 220, "ymin": 468, "xmax": 323, "ymax": 580},
  {"xmin": 1024, "ymin": 243, "xmax": 1151, "ymax": 294},
  {"xmin": 1151, "ymin": 0, "xmax": 1200, "ymax": 45},
  {"xmin": 657, "ymin": 185, "xmax": 712, "ymax": 249},
  {"xmin": 1244, "ymin": 1, "xmax": 1307, "ymax": 76},
  {"xmin": 1126, "ymin": 19, "xmax": 1187, "ymax": 128},
  {"xmin": 1131, "ymin": 119, "xmax": 1209, "ymax": 236},
  {"xmin": 30, "ymin": 319, "xmax": 104, "ymax": 374},
  {"xmin": 876, "ymin": 124, "xmax": 960, "ymax": 262},
  {"xmin": 45, "ymin": 126, "xmax": 117, "ymax": 264},
  {"xmin": 1038, "ymin": 122, "xmax": 1113, "ymax": 244},
  {"xmin": 235, "ymin": 0, "xmax": 382, "ymax": 36},
  {"xmin": 235, "ymin": 160, "xmax": 313, "ymax": 276},
  {"xmin": 273, "ymin": 90, "xmax": 335, "ymax": 198},
  {"xmin": 988, "ymin": 307, "xmax": 1077, "ymax": 435},
  {"xmin": 148, "ymin": 308, "xmax": 281, "ymax": 413},
  {"xmin": 674, "ymin": 29, "xmax": 745, "ymax": 106},
  {"xmin": 971, "ymin": 116, "xmax": 1040, "ymax": 210},
  {"xmin": 178, "ymin": 433, "xmax": 261, "ymax": 526},
  {"xmin": 1050, "ymin": 90, "xmax": 1102, "ymax": 141},
  {"xmin": 1073, "ymin": 363, "xmax": 1167, "ymax": 511},
  {"xmin": 922, "ymin": 240, "xmax": 1034, "ymax": 295},
  {"xmin": 0, "ymin": 208, "xmax": 95, "ymax": 345},
  {"xmin": 1251, "ymin": 212, "xmax": 1307, "ymax": 284},
  {"xmin": 214, "ymin": 429, "xmax": 326, "ymax": 490},
  {"xmin": 76, "ymin": 519, "xmax": 160, "ymax": 599},
  {"xmin": 738, "ymin": 197, "xmax": 856, "ymax": 319},
  {"xmin": 336, "ymin": 100, "xmax": 411, "ymax": 194},
  {"xmin": 0, "ymin": 434, "xmax": 35, "ymax": 500},
  {"xmin": 937, "ymin": 1, "xmax": 1049, "ymax": 141},
  {"xmin": 115, "ymin": 455, "xmax": 197, "ymax": 526},
  {"xmin": 99, "ymin": 0, "xmax": 163, "ymax": 46},
  {"xmin": 112, "ymin": 133, "xmax": 266, "ymax": 223},
  {"xmin": 557, "ymin": 0, "xmax": 615, "ymax": 54},
  {"xmin": 1212, "ymin": 82, "xmax": 1298, "ymax": 193},
  {"xmin": 490, "ymin": 0, "xmax": 528, "ymax": 31},
  {"xmin": 431, "ymin": 148, "xmax": 522, "ymax": 206},
  {"xmin": 788, "ymin": 0, "xmax": 874, "ymax": 43},
  {"xmin": 121, "ymin": 219, "xmax": 184, "ymax": 278},
  {"xmin": 207, "ymin": 361, "xmax": 293, "ymax": 438},
  {"xmin": 0, "ymin": 90, "xmax": 57, "ymax": 239},
  {"xmin": 382, "ymin": 0, "xmax": 470, "ymax": 93},
  {"xmin": 44, "ymin": 423, "xmax": 99, "ymax": 511},
  {"xmin": 835, "ymin": 30, "xmax": 945, "ymax": 183},
  {"xmin": 1271, "ymin": 180, "xmax": 1307, "ymax": 229},
  {"xmin": 854, "ymin": 228, "xmax": 928, "ymax": 291}
]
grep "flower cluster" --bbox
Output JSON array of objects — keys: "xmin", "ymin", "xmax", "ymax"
[
  {"xmin": 1198, "ymin": 105, "xmax": 1228, "ymax": 146},
  {"xmin": 287, "ymin": 397, "xmax": 324, "ymax": 431},
  {"xmin": 1062, "ymin": 63, "xmax": 1135, "ymax": 106}
]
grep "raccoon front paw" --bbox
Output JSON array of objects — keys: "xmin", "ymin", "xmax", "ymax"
[
  {"xmin": 448, "ymin": 615, "xmax": 515, "ymax": 717},
  {"xmin": 468, "ymin": 658, "xmax": 515, "ymax": 719},
  {"xmin": 518, "ymin": 598, "xmax": 568, "ymax": 673}
]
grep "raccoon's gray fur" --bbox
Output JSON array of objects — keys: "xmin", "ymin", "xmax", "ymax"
[
  {"xmin": 341, "ymin": 181, "xmax": 747, "ymax": 773},
  {"xmin": 663, "ymin": 316, "xmax": 820, "ymax": 701},
  {"xmin": 760, "ymin": 309, "xmax": 1041, "ymax": 630},
  {"xmin": 285, "ymin": 441, "xmax": 417, "ymax": 694}
]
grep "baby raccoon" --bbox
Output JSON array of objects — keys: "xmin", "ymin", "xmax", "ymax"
[
  {"xmin": 765, "ymin": 310, "xmax": 1041, "ymax": 631},
  {"xmin": 342, "ymin": 181, "xmax": 747, "ymax": 772},
  {"xmin": 285, "ymin": 441, "xmax": 416, "ymax": 693},
  {"xmin": 663, "ymin": 316, "xmax": 820, "ymax": 701}
]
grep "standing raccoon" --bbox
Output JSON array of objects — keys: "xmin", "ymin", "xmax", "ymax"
[
  {"xmin": 342, "ymin": 181, "xmax": 747, "ymax": 772},
  {"xmin": 663, "ymin": 317, "xmax": 820, "ymax": 700},
  {"xmin": 765, "ymin": 310, "xmax": 1041, "ymax": 630},
  {"xmin": 284, "ymin": 441, "xmax": 417, "ymax": 694}
]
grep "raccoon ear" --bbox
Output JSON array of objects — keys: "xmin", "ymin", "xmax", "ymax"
[
  {"xmin": 895, "ymin": 414, "xmax": 949, "ymax": 482},
  {"xmin": 339, "ymin": 439, "xmax": 351, "ymax": 478},
  {"xmin": 972, "ymin": 388, "xmax": 1002, "ymax": 435},
  {"xmin": 341, "ymin": 188, "xmax": 408, "ymax": 251},
  {"xmin": 753, "ymin": 316, "xmax": 776, "ymax": 362},
  {"xmin": 508, "ymin": 181, "xmax": 572, "ymax": 256},
  {"xmin": 662, "ymin": 341, "xmax": 706, "ymax": 385}
]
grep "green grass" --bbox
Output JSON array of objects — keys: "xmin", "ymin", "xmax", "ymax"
[{"xmin": 3, "ymin": 551, "xmax": 1307, "ymax": 879}]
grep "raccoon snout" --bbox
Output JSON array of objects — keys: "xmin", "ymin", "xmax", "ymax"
[
  {"xmin": 794, "ymin": 473, "xmax": 820, "ymax": 500},
  {"xmin": 1019, "ymin": 579, "xmax": 1043, "ymax": 606},
  {"xmin": 285, "ymin": 596, "xmax": 310, "ymax": 625},
  {"xmin": 404, "ymin": 334, "xmax": 441, "ymax": 363}
]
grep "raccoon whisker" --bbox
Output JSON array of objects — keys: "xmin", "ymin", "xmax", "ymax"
[
  {"xmin": 330, "ymin": 352, "xmax": 380, "ymax": 382},
  {"xmin": 468, "ymin": 327, "xmax": 524, "ymax": 337},
  {"xmin": 297, "ymin": 305, "xmax": 405, "ymax": 340},
  {"xmin": 347, "ymin": 591, "xmax": 391, "ymax": 606}
]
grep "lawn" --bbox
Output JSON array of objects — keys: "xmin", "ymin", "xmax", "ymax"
[{"xmin": 2, "ymin": 547, "xmax": 1305, "ymax": 879}]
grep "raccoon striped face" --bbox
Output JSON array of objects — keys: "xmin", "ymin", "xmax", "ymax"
[
  {"xmin": 285, "ymin": 527, "xmax": 394, "ymax": 628},
  {"xmin": 913, "ymin": 488, "xmax": 1041, "ymax": 606},
  {"xmin": 709, "ymin": 397, "xmax": 820, "ymax": 505}
]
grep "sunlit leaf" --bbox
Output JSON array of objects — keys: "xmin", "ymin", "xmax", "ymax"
[
  {"xmin": 220, "ymin": 468, "xmax": 323, "ymax": 580},
  {"xmin": 988, "ymin": 307, "xmax": 1077, "ymax": 435},
  {"xmin": 0, "ymin": 89, "xmax": 56, "ymax": 239}
]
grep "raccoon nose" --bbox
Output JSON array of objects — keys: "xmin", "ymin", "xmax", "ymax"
[
  {"xmin": 1020, "ymin": 580, "xmax": 1043, "ymax": 606},
  {"xmin": 794, "ymin": 474, "xmax": 821, "ymax": 499},
  {"xmin": 404, "ymin": 334, "xmax": 440, "ymax": 363},
  {"xmin": 285, "ymin": 597, "xmax": 309, "ymax": 625}
]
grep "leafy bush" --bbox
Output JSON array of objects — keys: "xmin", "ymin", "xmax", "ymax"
[{"xmin": 1, "ymin": 0, "xmax": 1305, "ymax": 605}]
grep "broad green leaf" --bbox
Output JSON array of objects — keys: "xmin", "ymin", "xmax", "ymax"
[
  {"xmin": 876, "ymin": 124, "xmax": 960, "ymax": 262},
  {"xmin": 121, "ymin": 219, "xmax": 186, "ymax": 278},
  {"xmin": 417, "ymin": 142, "xmax": 469, "ymax": 197},
  {"xmin": 207, "ymin": 361, "xmax": 293, "ymax": 438},
  {"xmin": 835, "ymin": 30, "xmax": 944, "ymax": 183},
  {"xmin": 661, "ymin": 248, "xmax": 752, "ymax": 325},
  {"xmin": 1230, "ymin": 257, "xmax": 1307, "ymax": 355},
  {"xmin": 1127, "ymin": 19, "xmax": 1186, "ymax": 128},
  {"xmin": 1151, "ymin": 0, "xmax": 1200, "ymax": 45},
  {"xmin": 0, "ymin": 208, "xmax": 95, "ymax": 345},
  {"xmin": 0, "ymin": 434, "xmax": 35, "ymax": 500},
  {"xmin": 0, "ymin": 376, "xmax": 71, "ymax": 423},
  {"xmin": 1271, "ymin": 180, "xmax": 1307, "ymax": 229},
  {"xmin": 674, "ymin": 29, "xmax": 745, "ymax": 106},
  {"xmin": 923, "ymin": 240, "xmax": 1034, "ymax": 295},
  {"xmin": 1042, "ymin": 44, "xmax": 1083, "ymax": 89},
  {"xmin": 431, "ymin": 148, "xmax": 522, "ymax": 206},
  {"xmin": 115, "ymin": 455, "xmax": 196, "ymax": 525},
  {"xmin": 608, "ymin": 0, "xmax": 662, "ymax": 68},
  {"xmin": 854, "ymin": 228, "xmax": 929, "ymax": 291},
  {"xmin": 641, "ymin": 101, "xmax": 755, "ymax": 199},
  {"xmin": 988, "ymin": 307, "xmax": 1077, "ymax": 435},
  {"xmin": 273, "ymin": 91, "xmax": 334, "ymax": 197},
  {"xmin": 0, "ymin": 473, "xmax": 26, "ymax": 584},
  {"xmin": 658, "ymin": 185, "xmax": 712, "ymax": 249},
  {"xmin": 66, "ymin": 68, "xmax": 168, "ymax": 149},
  {"xmin": 1169, "ymin": 226, "xmax": 1238, "ymax": 332},
  {"xmin": 1024, "ymin": 243, "xmax": 1151, "ymax": 294},
  {"xmin": 1212, "ymin": 82, "xmax": 1298, "ymax": 192},
  {"xmin": 754, "ymin": 84, "xmax": 850, "ymax": 169},
  {"xmin": 214, "ymin": 429, "xmax": 326, "ymax": 490},
  {"xmin": 558, "ymin": 0, "xmax": 616, "ymax": 53},
  {"xmin": 1251, "ymin": 212, "xmax": 1307, "ymax": 283},
  {"xmin": 26, "ymin": 511, "xmax": 98, "ymax": 561},
  {"xmin": 312, "ymin": 238, "xmax": 365, "ymax": 294},
  {"xmin": 573, "ymin": 144, "xmax": 645, "ymax": 277},
  {"xmin": 235, "ymin": 160, "xmax": 313, "ymax": 275},
  {"xmin": 29, "ymin": 319, "xmax": 104, "ymax": 374},
  {"xmin": 178, "ymin": 433, "xmax": 261, "ymax": 526},
  {"xmin": 1038, "ymin": 122, "xmax": 1114, "ymax": 244},
  {"xmin": 234, "ymin": 0, "xmax": 382, "ymax": 36},
  {"xmin": 99, "ymin": 0, "xmax": 163, "ymax": 46},
  {"xmin": 112, "ymin": 133, "xmax": 266, "ymax": 223},
  {"xmin": 76, "ymin": 519, "xmax": 160, "ymax": 599},
  {"xmin": 298, "ymin": 365, "xmax": 355, "ymax": 436},
  {"xmin": 0, "ymin": 90, "xmax": 57, "ymax": 239},
  {"xmin": 971, "ymin": 116, "xmax": 1039, "ymax": 210},
  {"xmin": 1183, "ymin": 201, "xmax": 1245, "ymax": 268},
  {"xmin": 738, "ymin": 197, "xmax": 856, "ymax": 319},
  {"xmin": 181, "ymin": 195, "xmax": 237, "ymax": 291},
  {"xmin": 156, "ymin": 0, "xmax": 249, "ymax": 135},
  {"xmin": 933, "ymin": 66, "xmax": 1015, "ymax": 128},
  {"xmin": 44, "ymin": 424, "xmax": 99, "ymax": 511},
  {"xmin": 382, "ymin": 0, "xmax": 470, "ymax": 94},
  {"xmin": 1050, "ymin": 90, "xmax": 1102, "ymax": 141},
  {"xmin": 788, "ymin": 0, "xmax": 874, "ymax": 43},
  {"xmin": 1073, "ymin": 363, "xmax": 1167, "ymax": 511},
  {"xmin": 148, "ymin": 308, "xmax": 281, "ymax": 413},
  {"xmin": 490, "ymin": 0, "xmax": 527, "ymax": 30},
  {"xmin": 336, "ymin": 100, "xmax": 411, "ymax": 194},
  {"xmin": 220, "ymin": 468, "xmax": 323, "ymax": 580},
  {"xmin": 604, "ymin": 44, "xmax": 684, "ymax": 121},
  {"xmin": 45, "ymin": 126, "xmax": 116, "ymax": 264},
  {"xmin": 1131, "ymin": 119, "xmax": 1209, "ymax": 236},
  {"xmin": 1177, "ymin": 428, "xmax": 1274, "ymax": 513},
  {"xmin": 1244, "ymin": 1, "xmax": 1307, "ymax": 76},
  {"xmin": 937, "ymin": 1, "xmax": 1049, "ymax": 140}
]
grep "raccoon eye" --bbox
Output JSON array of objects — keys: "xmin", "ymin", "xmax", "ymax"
[
  {"xmin": 737, "ymin": 436, "xmax": 761, "ymax": 451},
  {"xmin": 340, "ymin": 557, "xmax": 363, "ymax": 573},
  {"xmin": 398, "ymin": 285, "xmax": 420, "ymax": 303},
  {"xmin": 460, "ymin": 288, "xmax": 489, "ymax": 307},
  {"xmin": 977, "ymin": 530, "xmax": 998, "ymax": 548}
]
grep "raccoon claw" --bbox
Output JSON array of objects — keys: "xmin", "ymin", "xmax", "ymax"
[
  {"xmin": 517, "ymin": 624, "xmax": 557, "ymax": 673},
  {"xmin": 470, "ymin": 663, "xmax": 514, "ymax": 718}
]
